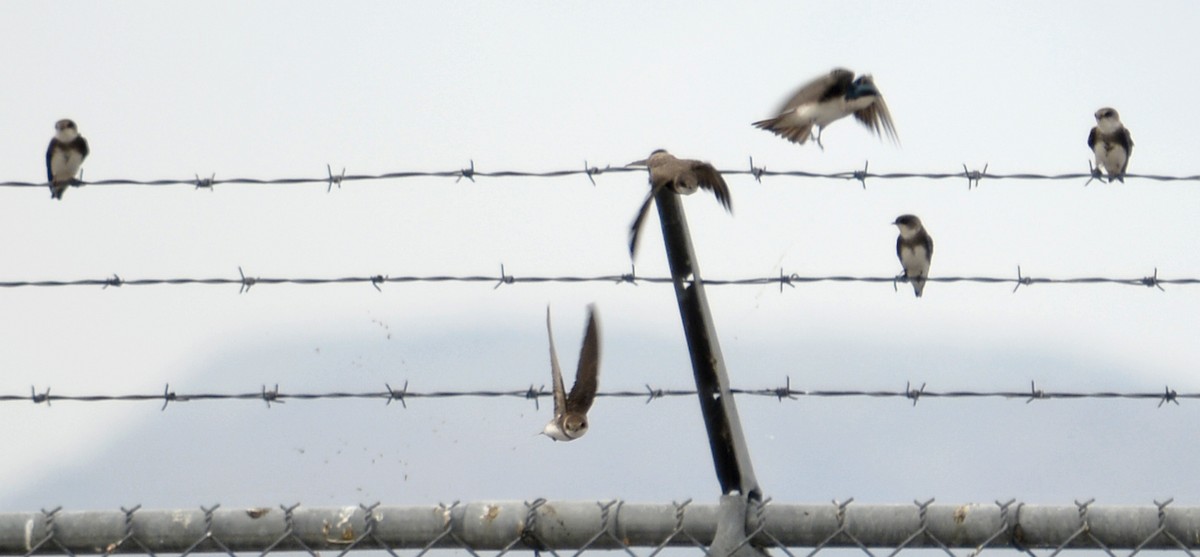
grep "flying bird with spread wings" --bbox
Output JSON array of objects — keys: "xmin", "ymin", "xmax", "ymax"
[
  {"xmin": 541, "ymin": 305, "xmax": 600, "ymax": 442},
  {"xmin": 753, "ymin": 68, "xmax": 898, "ymax": 150}
]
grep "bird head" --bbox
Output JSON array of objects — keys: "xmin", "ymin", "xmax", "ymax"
[
  {"xmin": 1094, "ymin": 107, "xmax": 1122, "ymax": 133},
  {"xmin": 845, "ymin": 75, "xmax": 880, "ymax": 100},
  {"xmin": 54, "ymin": 119, "xmax": 79, "ymax": 142},
  {"xmin": 562, "ymin": 414, "xmax": 589, "ymax": 438},
  {"xmin": 1094, "ymin": 107, "xmax": 1119, "ymax": 122},
  {"xmin": 627, "ymin": 149, "xmax": 670, "ymax": 167},
  {"xmin": 892, "ymin": 214, "xmax": 923, "ymax": 237}
]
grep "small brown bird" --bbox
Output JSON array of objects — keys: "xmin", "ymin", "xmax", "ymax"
[
  {"xmin": 542, "ymin": 305, "xmax": 600, "ymax": 442},
  {"xmin": 753, "ymin": 68, "xmax": 898, "ymax": 150},
  {"xmin": 893, "ymin": 214, "xmax": 934, "ymax": 298},
  {"xmin": 626, "ymin": 149, "xmax": 732, "ymax": 258},
  {"xmin": 46, "ymin": 119, "xmax": 90, "ymax": 200},
  {"xmin": 1088, "ymin": 107, "xmax": 1133, "ymax": 183}
]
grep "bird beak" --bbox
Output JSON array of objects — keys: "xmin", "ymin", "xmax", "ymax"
[{"xmin": 626, "ymin": 158, "xmax": 649, "ymax": 167}]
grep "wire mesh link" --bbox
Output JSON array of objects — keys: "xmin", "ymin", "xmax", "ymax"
[
  {"xmin": 3, "ymin": 501, "xmax": 1198, "ymax": 555},
  {"xmin": 3, "ymin": 382, "xmax": 1193, "ymax": 410},
  {"xmin": 4, "ymin": 161, "xmax": 1200, "ymax": 191}
]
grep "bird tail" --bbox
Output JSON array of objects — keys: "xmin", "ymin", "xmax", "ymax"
[
  {"xmin": 627, "ymin": 186, "xmax": 660, "ymax": 259},
  {"xmin": 50, "ymin": 181, "xmax": 67, "ymax": 200},
  {"xmin": 912, "ymin": 276, "xmax": 926, "ymax": 298},
  {"xmin": 752, "ymin": 116, "xmax": 813, "ymax": 145}
]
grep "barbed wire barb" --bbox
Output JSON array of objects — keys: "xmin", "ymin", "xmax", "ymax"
[
  {"xmin": 161, "ymin": 383, "xmax": 175, "ymax": 411},
  {"xmin": 326, "ymin": 164, "xmax": 346, "ymax": 192},
  {"xmin": 494, "ymin": 263, "xmax": 514, "ymax": 290},
  {"xmin": 583, "ymin": 160, "xmax": 603, "ymax": 186},
  {"xmin": 1026, "ymin": 381, "xmax": 1046, "ymax": 404},
  {"xmin": 457, "ymin": 160, "xmax": 475, "ymax": 183},
  {"xmin": 194, "ymin": 172, "xmax": 216, "ymax": 190},
  {"xmin": 749, "ymin": 156, "xmax": 765, "ymax": 183},
  {"xmin": 1086, "ymin": 161, "xmax": 1103, "ymax": 186},
  {"xmin": 1158, "ymin": 386, "xmax": 1179, "ymax": 408},
  {"xmin": 854, "ymin": 160, "xmax": 869, "ymax": 189},
  {"xmin": 385, "ymin": 381, "xmax": 408, "ymax": 408},
  {"xmin": 238, "ymin": 266, "xmax": 257, "ymax": 294},
  {"xmin": 963, "ymin": 163, "xmax": 988, "ymax": 189},
  {"xmin": 1143, "ymin": 267, "xmax": 1166, "ymax": 291}
]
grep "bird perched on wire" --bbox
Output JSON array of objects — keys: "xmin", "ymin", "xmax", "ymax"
[
  {"xmin": 893, "ymin": 214, "xmax": 933, "ymax": 298},
  {"xmin": 1088, "ymin": 107, "xmax": 1133, "ymax": 183},
  {"xmin": 45, "ymin": 119, "xmax": 90, "ymax": 200},
  {"xmin": 753, "ymin": 68, "xmax": 898, "ymax": 150},
  {"xmin": 626, "ymin": 149, "xmax": 732, "ymax": 258},
  {"xmin": 542, "ymin": 305, "xmax": 600, "ymax": 442}
]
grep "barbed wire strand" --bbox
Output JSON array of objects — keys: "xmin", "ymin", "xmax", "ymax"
[
  {"xmin": 0, "ymin": 266, "xmax": 1195, "ymax": 291},
  {"xmin": 4, "ymin": 160, "xmax": 1200, "ymax": 191},
  {"xmin": 5, "ymin": 381, "xmax": 1189, "ymax": 410}
]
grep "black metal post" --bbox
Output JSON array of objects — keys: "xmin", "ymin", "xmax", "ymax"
[{"xmin": 654, "ymin": 188, "xmax": 762, "ymax": 500}]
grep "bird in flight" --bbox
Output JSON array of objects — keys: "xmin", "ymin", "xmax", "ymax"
[
  {"xmin": 542, "ymin": 305, "xmax": 600, "ymax": 442},
  {"xmin": 753, "ymin": 68, "xmax": 898, "ymax": 150}
]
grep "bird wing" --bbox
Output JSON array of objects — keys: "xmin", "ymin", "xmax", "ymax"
[
  {"xmin": 1115, "ymin": 128, "xmax": 1133, "ymax": 173},
  {"xmin": 688, "ymin": 161, "xmax": 732, "ymax": 213},
  {"xmin": 924, "ymin": 231, "xmax": 934, "ymax": 262},
  {"xmin": 628, "ymin": 183, "xmax": 663, "ymax": 258},
  {"xmin": 75, "ymin": 137, "xmax": 90, "ymax": 159},
  {"xmin": 45, "ymin": 140, "xmax": 56, "ymax": 183},
  {"xmin": 565, "ymin": 306, "xmax": 600, "ymax": 415},
  {"xmin": 1087, "ymin": 127, "xmax": 1099, "ymax": 150},
  {"xmin": 853, "ymin": 95, "xmax": 899, "ymax": 144},
  {"xmin": 773, "ymin": 71, "xmax": 848, "ymax": 114},
  {"xmin": 546, "ymin": 307, "xmax": 567, "ymax": 416}
]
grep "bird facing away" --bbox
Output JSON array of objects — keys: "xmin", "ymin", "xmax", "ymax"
[
  {"xmin": 1088, "ymin": 107, "xmax": 1133, "ymax": 183},
  {"xmin": 626, "ymin": 149, "xmax": 732, "ymax": 258},
  {"xmin": 46, "ymin": 119, "xmax": 90, "ymax": 200},
  {"xmin": 893, "ymin": 214, "xmax": 934, "ymax": 298},
  {"xmin": 753, "ymin": 68, "xmax": 898, "ymax": 150},
  {"xmin": 542, "ymin": 305, "xmax": 600, "ymax": 442}
]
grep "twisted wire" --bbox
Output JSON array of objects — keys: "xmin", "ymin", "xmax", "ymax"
[
  {"xmin": 3, "ymin": 160, "xmax": 1200, "ymax": 191},
  {"xmin": 6, "ymin": 381, "xmax": 1190, "ymax": 410},
  {"xmin": 0, "ymin": 266, "xmax": 1194, "ymax": 292}
]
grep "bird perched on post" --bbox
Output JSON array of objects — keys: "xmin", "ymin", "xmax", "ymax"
[
  {"xmin": 542, "ymin": 305, "xmax": 600, "ymax": 442},
  {"xmin": 46, "ymin": 119, "xmax": 90, "ymax": 200},
  {"xmin": 626, "ymin": 149, "xmax": 732, "ymax": 258},
  {"xmin": 893, "ymin": 214, "xmax": 933, "ymax": 298},
  {"xmin": 1088, "ymin": 107, "xmax": 1133, "ymax": 183},
  {"xmin": 753, "ymin": 68, "xmax": 898, "ymax": 150}
]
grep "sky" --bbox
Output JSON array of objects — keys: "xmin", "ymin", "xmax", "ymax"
[{"xmin": 1, "ymin": 1, "xmax": 1199, "ymax": 517}]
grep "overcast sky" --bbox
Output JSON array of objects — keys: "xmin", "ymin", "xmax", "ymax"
[{"xmin": 2, "ymin": 2, "xmax": 1199, "ymax": 513}]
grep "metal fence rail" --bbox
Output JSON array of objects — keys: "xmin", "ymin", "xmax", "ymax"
[{"xmin": 2, "ymin": 500, "xmax": 1196, "ymax": 555}]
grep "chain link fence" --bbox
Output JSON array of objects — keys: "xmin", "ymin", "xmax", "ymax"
[{"xmin": 3, "ymin": 499, "xmax": 1197, "ymax": 555}]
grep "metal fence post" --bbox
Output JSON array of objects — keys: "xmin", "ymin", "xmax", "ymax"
[{"xmin": 653, "ymin": 187, "xmax": 766, "ymax": 556}]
